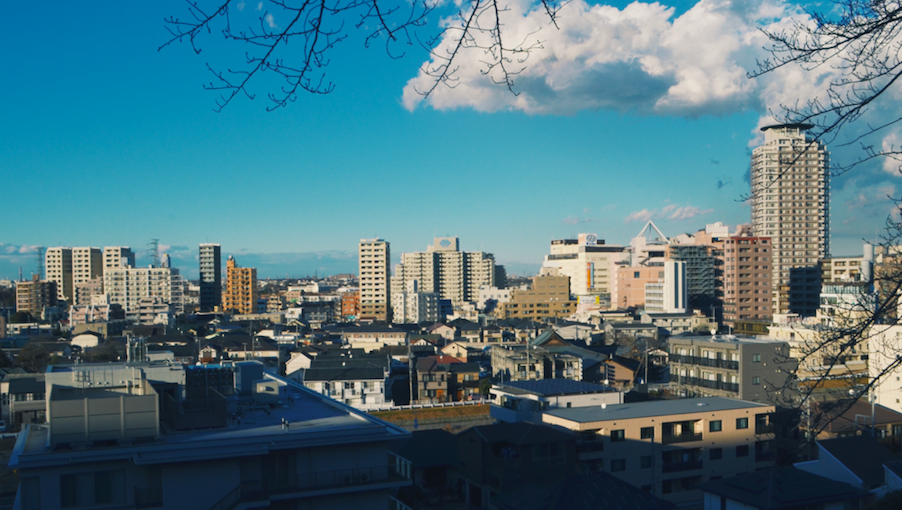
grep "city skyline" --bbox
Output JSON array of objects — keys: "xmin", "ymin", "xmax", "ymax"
[{"xmin": 2, "ymin": 0, "xmax": 898, "ymax": 280}]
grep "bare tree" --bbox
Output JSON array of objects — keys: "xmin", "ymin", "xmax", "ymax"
[
  {"xmin": 750, "ymin": 0, "xmax": 902, "ymax": 176},
  {"xmin": 161, "ymin": 0, "xmax": 561, "ymax": 111}
]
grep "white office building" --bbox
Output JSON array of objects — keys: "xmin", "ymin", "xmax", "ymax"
[{"xmin": 540, "ymin": 234, "xmax": 627, "ymax": 301}]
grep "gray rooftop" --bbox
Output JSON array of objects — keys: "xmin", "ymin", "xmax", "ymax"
[
  {"xmin": 544, "ymin": 397, "xmax": 770, "ymax": 423},
  {"xmin": 498, "ymin": 379, "xmax": 617, "ymax": 397}
]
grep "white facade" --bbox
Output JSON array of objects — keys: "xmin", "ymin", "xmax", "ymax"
[
  {"xmin": 45, "ymin": 247, "xmax": 73, "ymax": 303},
  {"xmin": 103, "ymin": 266, "xmax": 183, "ymax": 313},
  {"xmin": 751, "ymin": 124, "xmax": 830, "ymax": 314},
  {"xmin": 358, "ymin": 238, "xmax": 390, "ymax": 321},
  {"xmin": 869, "ymin": 325, "xmax": 902, "ymax": 414},
  {"xmin": 541, "ymin": 234, "xmax": 627, "ymax": 299},
  {"xmin": 71, "ymin": 247, "xmax": 103, "ymax": 292},
  {"xmin": 103, "ymin": 246, "xmax": 135, "ymax": 270},
  {"xmin": 645, "ymin": 261, "xmax": 687, "ymax": 313}
]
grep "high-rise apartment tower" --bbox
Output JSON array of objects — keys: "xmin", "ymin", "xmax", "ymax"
[
  {"xmin": 751, "ymin": 123, "xmax": 830, "ymax": 315},
  {"xmin": 199, "ymin": 243, "xmax": 221, "ymax": 312},
  {"xmin": 359, "ymin": 238, "xmax": 391, "ymax": 322},
  {"xmin": 45, "ymin": 247, "xmax": 73, "ymax": 303},
  {"xmin": 222, "ymin": 255, "xmax": 258, "ymax": 315}
]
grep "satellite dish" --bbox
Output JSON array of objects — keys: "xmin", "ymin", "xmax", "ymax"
[
  {"xmin": 603, "ymin": 379, "xmax": 610, "ymax": 386},
  {"xmin": 601, "ymin": 403, "xmax": 607, "ymax": 410}
]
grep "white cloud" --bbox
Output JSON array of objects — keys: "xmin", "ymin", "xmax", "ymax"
[
  {"xmin": 882, "ymin": 132, "xmax": 902, "ymax": 175},
  {"xmin": 625, "ymin": 203, "xmax": 713, "ymax": 223},
  {"xmin": 256, "ymin": 2, "xmax": 263, "ymax": 11},
  {"xmin": 265, "ymin": 13, "xmax": 277, "ymax": 29},
  {"xmin": 237, "ymin": 2, "xmax": 246, "ymax": 11},
  {"xmin": 402, "ymin": 0, "xmax": 901, "ymax": 167}
]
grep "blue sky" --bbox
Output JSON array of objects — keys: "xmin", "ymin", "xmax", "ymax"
[{"xmin": 1, "ymin": 0, "xmax": 898, "ymax": 279}]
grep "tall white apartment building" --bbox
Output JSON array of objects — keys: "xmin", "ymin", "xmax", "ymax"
[
  {"xmin": 103, "ymin": 266, "xmax": 183, "ymax": 315},
  {"xmin": 103, "ymin": 246, "xmax": 135, "ymax": 270},
  {"xmin": 540, "ymin": 234, "xmax": 627, "ymax": 300},
  {"xmin": 644, "ymin": 261, "xmax": 688, "ymax": 313},
  {"xmin": 392, "ymin": 237, "xmax": 501, "ymax": 307},
  {"xmin": 751, "ymin": 123, "xmax": 830, "ymax": 315},
  {"xmin": 45, "ymin": 247, "xmax": 73, "ymax": 303},
  {"xmin": 72, "ymin": 247, "xmax": 103, "ymax": 288},
  {"xmin": 359, "ymin": 238, "xmax": 391, "ymax": 322}
]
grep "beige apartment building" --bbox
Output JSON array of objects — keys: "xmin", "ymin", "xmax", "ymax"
[
  {"xmin": 541, "ymin": 397, "xmax": 777, "ymax": 505},
  {"xmin": 45, "ymin": 247, "xmax": 73, "ymax": 302},
  {"xmin": 392, "ymin": 237, "xmax": 502, "ymax": 307},
  {"xmin": 15, "ymin": 275, "xmax": 58, "ymax": 317},
  {"xmin": 359, "ymin": 238, "xmax": 391, "ymax": 322},
  {"xmin": 103, "ymin": 246, "xmax": 135, "ymax": 270},
  {"xmin": 751, "ymin": 123, "xmax": 830, "ymax": 316},
  {"xmin": 722, "ymin": 236, "xmax": 773, "ymax": 323},
  {"xmin": 499, "ymin": 275, "xmax": 575, "ymax": 319},
  {"xmin": 222, "ymin": 256, "xmax": 258, "ymax": 315},
  {"xmin": 72, "ymin": 247, "xmax": 103, "ymax": 289}
]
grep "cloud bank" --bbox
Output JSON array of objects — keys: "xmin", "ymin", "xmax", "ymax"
[{"xmin": 403, "ymin": 0, "xmax": 901, "ymax": 170}]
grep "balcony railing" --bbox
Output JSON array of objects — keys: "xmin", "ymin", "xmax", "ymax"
[
  {"xmin": 576, "ymin": 440, "xmax": 604, "ymax": 453},
  {"xmin": 661, "ymin": 432, "xmax": 703, "ymax": 445},
  {"xmin": 670, "ymin": 355, "xmax": 739, "ymax": 370},
  {"xmin": 661, "ymin": 460, "xmax": 703, "ymax": 473},
  {"xmin": 669, "ymin": 376, "xmax": 739, "ymax": 393}
]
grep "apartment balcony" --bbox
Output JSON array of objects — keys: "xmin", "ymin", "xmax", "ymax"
[
  {"xmin": 661, "ymin": 432, "xmax": 703, "ymax": 444},
  {"xmin": 756, "ymin": 424, "xmax": 775, "ymax": 435},
  {"xmin": 661, "ymin": 460, "xmax": 703, "ymax": 473},
  {"xmin": 669, "ymin": 355, "xmax": 738, "ymax": 370}
]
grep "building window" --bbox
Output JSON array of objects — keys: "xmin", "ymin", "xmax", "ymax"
[
  {"xmin": 611, "ymin": 459, "xmax": 626, "ymax": 472},
  {"xmin": 641, "ymin": 455, "xmax": 653, "ymax": 469},
  {"xmin": 736, "ymin": 445, "xmax": 749, "ymax": 457},
  {"xmin": 611, "ymin": 430, "xmax": 625, "ymax": 442},
  {"xmin": 752, "ymin": 376, "xmax": 761, "ymax": 385},
  {"xmin": 709, "ymin": 448, "xmax": 723, "ymax": 461},
  {"xmin": 737, "ymin": 418, "xmax": 749, "ymax": 429},
  {"xmin": 710, "ymin": 420, "xmax": 722, "ymax": 432},
  {"xmin": 640, "ymin": 427, "xmax": 654, "ymax": 439},
  {"xmin": 752, "ymin": 354, "xmax": 761, "ymax": 362}
]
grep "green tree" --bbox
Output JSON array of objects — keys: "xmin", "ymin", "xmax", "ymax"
[{"xmin": 479, "ymin": 378, "xmax": 492, "ymax": 397}]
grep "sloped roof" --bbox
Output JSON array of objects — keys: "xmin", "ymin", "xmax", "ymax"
[
  {"xmin": 493, "ymin": 471, "xmax": 674, "ymax": 510},
  {"xmin": 817, "ymin": 436, "xmax": 898, "ymax": 489},
  {"xmin": 303, "ymin": 367, "xmax": 386, "ymax": 382},
  {"xmin": 696, "ymin": 467, "xmax": 869, "ymax": 509}
]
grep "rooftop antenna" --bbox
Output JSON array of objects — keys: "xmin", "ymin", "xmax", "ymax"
[{"xmin": 148, "ymin": 239, "xmax": 160, "ymax": 267}]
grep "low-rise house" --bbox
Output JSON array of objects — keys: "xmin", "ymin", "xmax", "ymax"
[
  {"xmin": 640, "ymin": 311, "xmax": 714, "ymax": 336},
  {"xmin": 795, "ymin": 436, "xmax": 898, "ymax": 491},
  {"xmin": 415, "ymin": 355, "xmax": 461, "ymax": 403},
  {"xmin": 335, "ymin": 325, "xmax": 407, "ymax": 352},
  {"xmin": 0, "ymin": 373, "xmax": 45, "ymax": 430},
  {"xmin": 449, "ymin": 362, "xmax": 481, "ymax": 401},
  {"xmin": 697, "ymin": 467, "xmax": 870, "ymax": 510},
  {"xmin": 303, "ymin": 350, "xmax": 391, "ymax": 410}
]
